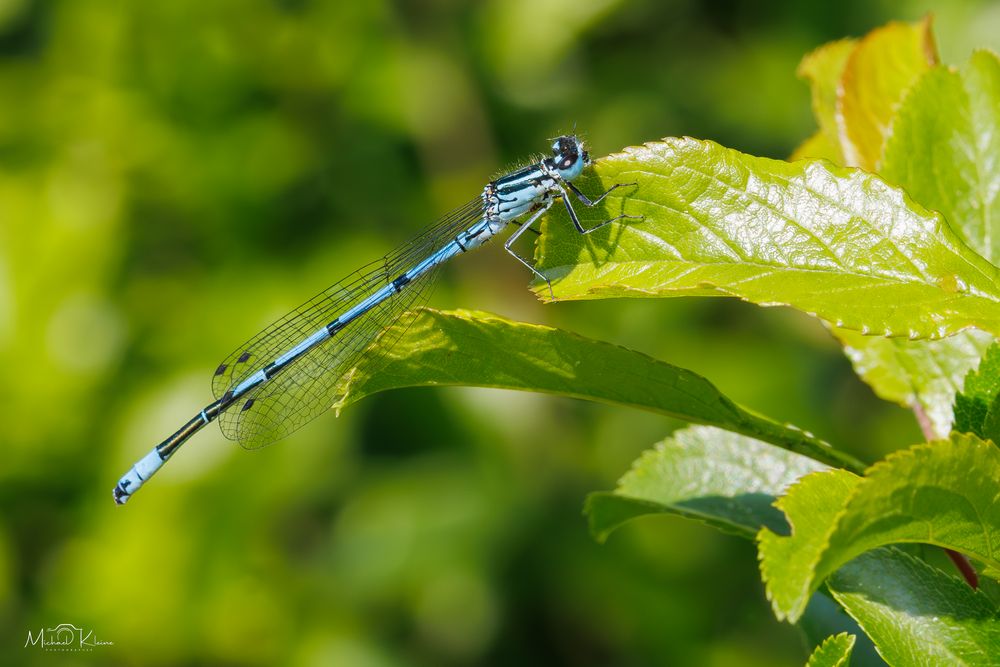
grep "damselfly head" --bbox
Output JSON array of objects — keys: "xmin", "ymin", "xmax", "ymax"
[{"xmin": 548, "ymin": 135, "xmax": 586, "ymax": 181}]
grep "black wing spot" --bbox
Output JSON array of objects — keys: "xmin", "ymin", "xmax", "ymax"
[
  {"xmin": 214, "ymin": 363, "xmax": 228, "ymax": 376},
  {"xmin": 237, "ymin": 351, "xmax": 251, "ymax": 363},
  {"xmin": 242, "ymin": 398, "xmax": 255, "ymax": 411}
]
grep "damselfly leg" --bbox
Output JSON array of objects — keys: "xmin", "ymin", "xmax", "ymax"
[
  {"xmin": 560, "ymin": 181, "xmax": 643, "ymax": 235},
  {"xmin": 504, "ymin": 180, "xmax": 643, "ymax": 298}
]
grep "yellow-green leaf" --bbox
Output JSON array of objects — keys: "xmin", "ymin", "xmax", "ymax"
[
  {"xmin": 836, "ymin": 17, "xmax": 937, "ymax": 170},
  {"xmin": 834, "ymin": 50, "xmax": 1000, "ymax": 437},
  {"xmin": 536, "ymin": 138, "xmax": 1000, "ymax": 339}
]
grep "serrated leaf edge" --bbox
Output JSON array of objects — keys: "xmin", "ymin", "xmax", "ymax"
[
  {"xmin": 758, "ymin": 469, "xmax": 860, "ymax": 621},
  {"xmin": 806, "ymin": 631, "xmax": 856, "ymax": 667}
]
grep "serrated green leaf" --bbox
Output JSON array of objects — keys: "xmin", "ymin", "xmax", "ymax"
[
  {"xmin": 954, "ymin": 341, "xmax": 1000, "ymax": 442},
  {"xmin": 833, "ymin": 51, "xmax": 1000, "ymax": 438},
  {"xmin": 805, "ymin": 632, "xmax": 855, "ymax": 667},
  {"xmin": 585, "ymin": 426, "xmax": 829, "ymax": 541},
  {"xmin": 829, "ymin": 548, "xmax": 1000, "ymax": 667},
  {"xmin": 836, "ymin": 17, "xmax": 937, "ymax": 170},
  {"xmin": 335, "ymin": 309, "xmax": 862, "ymax": 469},
  {"xmin": 535, "ymin": 138, "xmax": 1000, "ymax": 340},
  {"xmin": 583, "ymin": 427, "xmax": 883, "ymax": 664},
  {"xmin": 759, "ymin": 434, "xmax": 1000, "ymax": 622},
  {"xmin": 797, "ymin": 38, "xmax": 856, "ymax": 165}
]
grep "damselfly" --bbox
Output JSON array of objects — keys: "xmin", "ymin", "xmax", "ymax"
[{"xmin": 113, "ymin": 134, "xmax": 640, "ymax": 504}]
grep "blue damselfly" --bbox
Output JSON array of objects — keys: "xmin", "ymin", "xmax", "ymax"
[{"xmin": 113, "ymin": 135, "xmax": 639, "ymax": 504}]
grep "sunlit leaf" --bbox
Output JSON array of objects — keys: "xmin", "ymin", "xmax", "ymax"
[
  {"xmin": 793, "ymin": 30, "xmax": 994, "ymax": 437},
  {"xmin": 335, "ymin": 309, "xmax": 862, "ymax": 469},
  {"xmin": 536, "ymin": 138, "xmax": 1000, "ymax": 339},
  {"xmin": 829, "ymin": 548, "xmax": 1000, "ymax": 666},
  {"xmin": 836, "ymin": 17, "xmax": 937, "ymax": 170},
  {"xmin": 758, "ymin": 434, "xmax": 1000, "ymax": 622},
  {"xmin": 834, "ymin": 50, "xmax": 1000, "ymax": 437},
  {"xmin": 804, "ymin": 632, "xmax": 855, "ymax": 667}
]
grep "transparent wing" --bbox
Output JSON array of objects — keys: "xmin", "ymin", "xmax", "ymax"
[
  {"xmin": 221, "ymin": 265, "xmax": 439, "ymax": 447},
  {"xmin": 211, "ymin": 196, "xmax": 485, "ymax": 448},
  {"xmin": 210, "ymin": 259, "xmax": 385, "ymax": 401}
]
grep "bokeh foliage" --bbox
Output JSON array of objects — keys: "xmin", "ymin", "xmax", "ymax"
[{"xmin": 2, "ymin": 1, "xmax": 999, "ymax": 665}]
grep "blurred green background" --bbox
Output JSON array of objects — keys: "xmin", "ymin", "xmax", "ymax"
[{"xmin": 2, "ymin": 1, "xmax": 998, "ymax": 665}]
